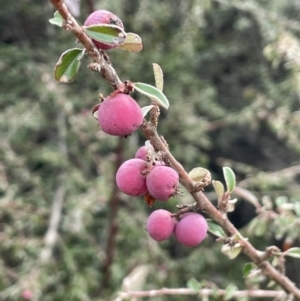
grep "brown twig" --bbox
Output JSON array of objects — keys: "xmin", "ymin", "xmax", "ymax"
[
  {"xmin": 102, "ymin": 137, "xmax": 124, "ymax": 288},
  {"xmin": 48, "ymin": 1, "xmax": 300, "ymax": 299},
  {"xmin": 117, "ymin": 288, "xmax": 287, "ymax": 299}
]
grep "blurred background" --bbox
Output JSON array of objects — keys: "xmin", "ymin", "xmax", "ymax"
[{"xmin": 1, "ymin": 0, "xmax": 300, "ymax": 300}]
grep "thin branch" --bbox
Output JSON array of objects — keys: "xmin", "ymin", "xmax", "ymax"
[
  {"xmin": 118, "ymin": 288, "xmax": 287, "ymax": 299},
  {"xmin": 48, "ymin": 1, "xmax": 300, "ymax": 299},
  {"xmin": 102, "ymin": 137, "xmax": 124, "ymax": 288},
  {"xmin": 40, "ymin": 109, "xmax": 67, "ymax": 263}
]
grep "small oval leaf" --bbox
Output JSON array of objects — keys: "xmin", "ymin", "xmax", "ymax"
[
  {"xmin": 206, "ymin": 219, "xmax": 226, "ymax": 238},
  {"xmin": 284, "ymin": 247, "xmax": 300, "ymax": 259},
  {"xmin": 221, "ymin": 243, "xmax": 242, "ymax": 259},
  {"xmin": 117, "ymin": 32, "xmax": 143, "ymax": 52},
  {"xmin": 49, "ymin": 11, "xmax": 64, "ymax": 27},
  {"xmin": 212, "ymin": 180, "xmax": 224, "ymax": 201},
  {"xmin": 224, "ymin": 284, "xmax": 238, "ymax": 300},
  {"xmin": 153, "ymin": 63, "xmax": 164, "ymax": 91},
  {"xmin": 188, "ymin": 167, "xmax": 211, "ymax": 183},
  {"xmin": 223, "ymin": 167, "xmax": 236, "ymax": 193},
  {"xmin": 133, "ymin": 82, "xmax": 169, "ymax": 109},
  {"xmin": 141, "ymin": 105, "xmax": 154, "ymax": 117},
  {"xmin": 243, "ymin": 262, "xmax": 256, "ymax": 278},
  {"xmin": 187, "ymin": 278, "xmax": 201, "ymax": 291},
  {"xmin": 55, "ymin": 48, "xmax": 85, "ymax": 83},
  {"xmin": 84, "ymin": 24, "xmax": 126, "ymax": 46}
]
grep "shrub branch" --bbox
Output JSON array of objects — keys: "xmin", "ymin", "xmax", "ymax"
[{"xmin": 48, "ymin": 1, "xmax": 300, "ymax": 299}]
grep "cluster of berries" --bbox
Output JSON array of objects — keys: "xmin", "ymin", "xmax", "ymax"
[
  {"xmin": 116, "ymin": 144, "xmax": 179, "ymax": 201},
  {"xmin": 147, "ymin": 210, "xmax": 208, "ymax": 247},
  {"xmin": 117, "ymin": 144, "xmax": 208, "ymax": 247},
  {"xmin": 95, "ymin": 91, "xmax": 207, "ymax": 248}
]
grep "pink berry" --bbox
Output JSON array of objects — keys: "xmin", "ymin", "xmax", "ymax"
[
  {"xmin": 146, "ymin": 166, "xmax": 179, "ymax": 201},
  {"xmin": 21, "ymin": 289, "xmax": 33, "ymax": 300},
  {"xmin": 98, "ymin": 93, "xmax": 143, "ymax": 136},
  {"xmin": 146, "ymin": 209, "xmax": 175, "ymax": 241},
  {"xmin": 116, "ymin": 158, "xmax": 148, "ymax": 196},
  {"xmin": 84, "ymin": 10, "xmax": 124, "ymax": 50},
  {"xmin": 135, "ymin": 145, "xmax": 154, "ymax": 161},
  {"xmin": 174, "ymin": 213, "xmax": 208, "ymax": 247}
]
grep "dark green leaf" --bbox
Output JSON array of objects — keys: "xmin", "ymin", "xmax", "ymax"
[
  {"xmin": 153, "ymin": 63, "xmax": 164, "ymax": 91},
  {"xmin": 207, "ymin": 219, "xmax": 226, "ymax": 238},
  {"xmin": 117, "ymin": 32, "xmax": 143, "ymax": 52},
  {"xmin": 223, "ymin": 167, "xmax": 236, "ymax": 192},
  {"xmin": 55, "ymin": 48, "xmax": 85, "ymax": 83},
  {"xmin": 84, "ymin": 24, "xmax": 126, "ymax": 46},
  {"xmin": 243, "ymin": 262, "xmax": 256, "ymax": 278},
  {"xmin": 133, "ymin": 82, "xmax": 169, "ymax": 109},
  {"xmin": 284, "ymin": 247, "xmax": 300, "ymax": 259},
  {"xmin": 49, "ymin": 11, "xmax": 64, "ymax": 27}
]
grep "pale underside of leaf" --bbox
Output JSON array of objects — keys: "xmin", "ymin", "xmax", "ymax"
[
  {"xmin": 117, "ymin": 32, "xmax": 143, "ymax": 52},
  {"xmin": 152, "ymin": 63, "xmax": 164, "ymax": 91},
  {"xmin": 141, "ymin": 105, "xmax": 154, "ymax": 117}
]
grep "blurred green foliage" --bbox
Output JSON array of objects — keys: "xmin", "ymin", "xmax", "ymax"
[{"xmin": 1, "ymin": 0, "xmax": 300, "ymax": 300}]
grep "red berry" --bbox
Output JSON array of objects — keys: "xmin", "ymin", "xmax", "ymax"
[
  {"xmin": 98, "ymin": 93, "xmax": 143, "ymax": 136},
  {"xmin": 135, "ymin": 145, "xmax": 154, "ymax": 161},
  {"xmin": 21, "ymin": 289, "xmax": 33, "ymax": 300},
  {"xmin": 146, "ymin": 209, "xmax": 175, "ymax": 241},
  {"xmin": 84, "ymin": 10, "xmax": 124, "ymax": 50},
  {"xmin": 146, "ymin": 166, "xmax": 179, "ymax": 201},
  {"xmin": 174, "ymin": 213, "xmax": 208, "ymax": 247},
  {"xmin": 116, "ymin": 159, "xmax": 148, "ymax": 196}
]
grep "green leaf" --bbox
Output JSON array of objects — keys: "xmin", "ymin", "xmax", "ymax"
[
  {"xmin": 117, "ymin": 32, "xmax": 143, "ymax": 52},
  {"xmin": 224, "ymin": 284, "xmax": 238, "ymax": 300},
  {"xmin": 284, "ymin": 247, "xmax": 300, "ymax": 259},
  {"xmin": 141, "ymin": 105, "xmax": 154, "ymax": 117},
  {"xmin": 153, "ymin": 63, "xmax": 164, "ymax": 91},
  {"xmin": 49, "ymin": 11, "xmax": 64, "ymax": 27},
  {"xmin": 55, "ymin": 48, "xmax": 85, "ymax": 83},
  {"xmin": 212, "ymin": 180, "xmax": 224, "ymax": 201},
  {"xmin": 223, "ymin": 167, "xmax": 236, "ymax": 192},
  {"xmin": 221, "ymin": 243, "xmax": 242, "ymax": 259},
  {"xmin": 188, "ymin": 167, "xmax": 211, "ymax": 183},
  {"xmin": 206, "ymin": 219, "xmax": 226, "ymax": 238},
  {"xmin": 187, "ymin": 278, "xmax": 201, "ymax": 291},
  {"xmin": 133, "ymin": 82, "xmax": 169, "ymax": 109},
  {"xmin": 84, "ymin": 24, "xmax": 126, "ymax": 46},
  {"xmin": 254, "ymin": 217, "xmax": 267, "ymax": 237},
  {"xmin": 243, "ymin": 262, "xmax": 256, "ymax": 278}
]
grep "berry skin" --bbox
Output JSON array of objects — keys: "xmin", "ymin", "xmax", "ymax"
[
  {"xmin": 84, "ymin": 10, "xmax": 124, "ymax": 50},
  {"xmin": 21, "ymin": 289, "xmax": 33, "ymax": 300},
  {"xmin": 135, "ymin": 145, "xmax": 154, "ymax": 161},
  {"xmin": 146, "ymin": 166, "xmax": 179, "ymax": 201},
  {"xmin": 98, "ymin": 93, "xmax": 143, "ymax": 136},
  {"xmin": 146, "ymin": 209, "xmax": 175, "ymax": 241},
  {"xmin": 174, "ymin": 213, "xmax": 208, "ymax": 247},
  {"xmin": 116, "ymin": 158, "xmax": 148, "ymax": 196}
]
